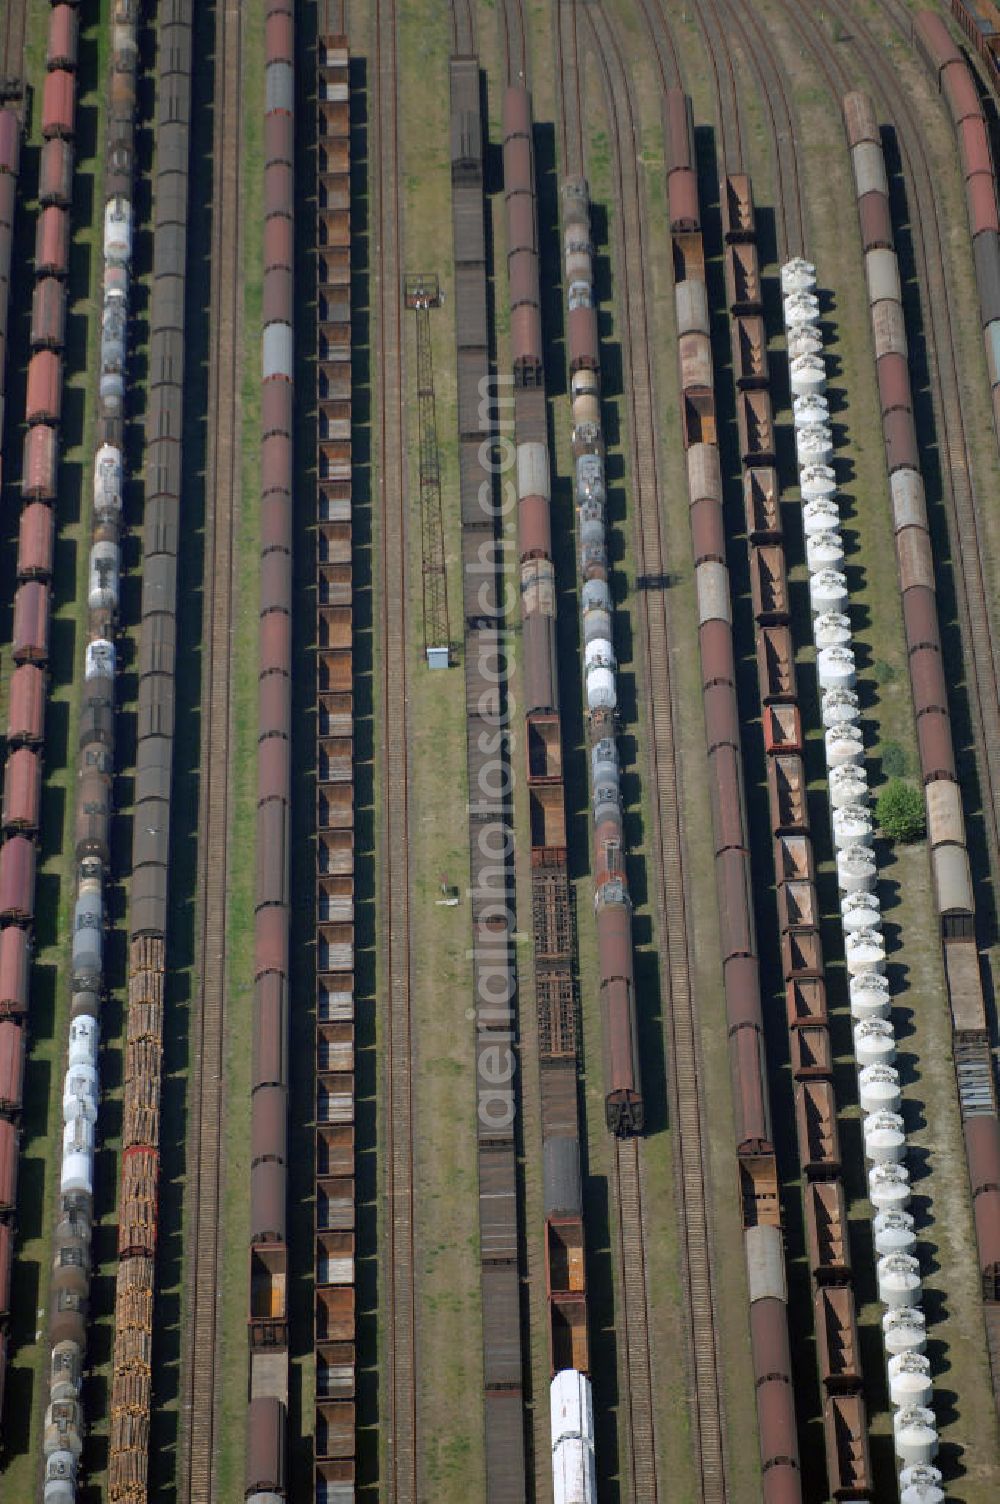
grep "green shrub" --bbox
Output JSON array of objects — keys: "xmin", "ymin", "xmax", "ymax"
[
  {"xmin": 876, "ymin": 779, "xmax": 926, "ymax": 843},
  {"xmin": 881, "ymin": 741, "xmax": 906, "ymax": 779}
]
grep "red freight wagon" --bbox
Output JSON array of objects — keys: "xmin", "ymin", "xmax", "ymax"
[
  {"xmin": 0, "ymin": 1019, "xmax": 25, "ymax": 1114},
  {"xmin": 250, "ymin": 1157, "xmax": 286, "ymax": 1243},
  {"xmin": 17, "ymin": 502, "xmax": 55, "ymax": 579},
  {"xmin": 21, "ymin": 424, "xmax": 57, "ymax": 499},
  {"xmin": 0, "ymin": 836, "xmax": 35, "ymax": 923},
  {"xmin": 264, "ymin": 110, "xmax": 294, "ymax": 168},
  {"xmin": 0, "ymin": 173, "xmax": 14, "ymax": 232},
  {"xmin": 35, "ymin": 204, "xmax": 70, "ymax": 277},
  {"xmin": 246, "ymin": 1395, "xmax": 286, "ymax": 1494},
  {"xmin": 258, "ymin": 734, "xmax": 291, "ymax": 802},
  {"xmin": 941, "ymin": 59, "xmax": 981, "ymax": 127},
  {"xmin": 262, "ymin": 374, "xmax": 293, "ymax": 439},
  {"xmin": 843, "ymin": 90, "xmax": 880, "ymax": 150},
  {"xmin": 668, "ymin": 168, "xmax": 699, "ymax": 232},
  {"xmin": 255, "ymin": 901, "xmax": 289, "ymax": 978},
  {"xmin": 0, "ymin": 110, "xmax": 20, "ymax": 176},
  {"xmin": 264, "ymin": 213, "xmax": 293, "ymax": 270},
  {"xmin": 38, "ymin": 137, "xmax": 73, "ymax": 207},
  {"xmin": 260, "ymin": 494, "xmax": 292, "ymax": 555},
  {"xmin": 959, "ymin": 115, "xmax": 992, "ymax": 180},
  {"xmin": 259, "ymin": 674, "xmax": 292, "ymax": 743},
  {"xmin": 858, "ymin": 191, "xmax": 893, "ymax": 253},
  {"xmin": 42, "ymin": 70, "xmax": 76, "ymax": 141},
  {"xmin": 967, "ymin": 172, "xmax": 1000, "ymax": 238},
  {"xmin": 2, "ymin": 747, "xmax": 42, "ymax": 834},
  {"xmin": 264, "ymin": 161, "xmax": 294, "ymax": 219},
  {"xmin": 46, "ymin": 5, "xmax": 80, "ymax": 73},
  {"xmin": 502, "ymin": 84, "xmax": 532, "ymax": 140},
  {"xmin": 30, "ymin": 276, "xmax": 67, "ymax": 350},
  {"xmin": 876, "ymin": 352, "xmax": 911, "ymax": 415},
  {"xmin": 12, "ymin": 582, "xmax": 51, "ymax": 664},
  {"xmin": 666, "ymin": 88, "xmax": 696, "ymax": 172},
  {"xmin": 259, "ymin": 613, "xmax": 291, "ymax": 679},
  {"xmin": 6, "ymin": 665, "xmax": 45, "ymax": 747},
  {"xmin": 0, "ymin": 925, "xmax": 30, "ymax": 1017},
  {"xmin": 251, "ymin": 1082, "xmax": 287, "ymax": 1160},
  {"xmin": 25, "ymin": 350, "xmax": 62, "ymax": 425},
  {"xmin": 0, "ymin": 1219, "xmax": 12, "ymax": 1314},
  {"xmin": 0, "ymin": 1117, "xmax": 17, "ymax": 1210},
  {"xmin": 265, "ymin": 9, "xmax": 294, "ymax": 65}
]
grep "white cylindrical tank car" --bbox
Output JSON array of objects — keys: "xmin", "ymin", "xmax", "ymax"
[
  {"xmin": 869, "ymin": 1161, "xmax": 911, "ymax": 1212},
  {"xmin": 859, "ymin": 1064, "xmax": 902, "ymax": 1115},
  {"xmin": 874, "ymin": 1210, "xmax": 917, "ymax": 1257},
  {"xmin": 850, "ymin": 970, "xmax": 891, "ymax": 1019},
  {"xmin": 884, "ymin": 1306, "xmax": 927, "ymax": 1356}
]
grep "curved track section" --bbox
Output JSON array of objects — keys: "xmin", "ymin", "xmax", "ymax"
[
  {"xmin": 179, "ymin": 2, "xmax": 244, "ymax": 1495},
  {"xmin": 500, "ymin": 0, "xmax": 527, "ymax": 89},
  {"xmin": 777, "ymin": 0, "xmax": 1000, "ymax": 892},
  {"xmin": 775, "ymin": 0, "xmax": 1000, "ymax": 1434},
  {"xmin": 554, "ymin": 0, "xmax": 583, "ymax": 178},
  {"xmin": 370, "ymin": 0, "xmax": 418, "ymax": 1496},
  {"xmin": 451, "ymin": 0, "xmax": 474, "ymax": 57}
]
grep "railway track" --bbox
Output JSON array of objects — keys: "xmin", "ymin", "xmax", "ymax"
[
  {"xmin": 576, "ymin": 6, "xmax": 728, "ymax": 1501},
  {"xmin": 687, "ymin": 0, "xmax": 743, "ymax": 177},
  {"xmin": 554, "ymin": 0, "xmax": 583, "ymax": 178},
  {"xmin": 612, "ymin": 1141, "xmax": 658, "ymax": 1503},
  {"xmin": 451, "ymin": 0, "xmax": 474, "ymax": 56},
  {"xmin": 179, "ymin": 2, "xmax": 244, "ymax": 1496},
  {"xmin": 370, "ymin": 0, "xmax": 419, "ymax": 1497},
  {"xmin": 500, "ymin": 0, "xmax": 527, "ymax": 87},
  {"xmin": 774, "ymin": 0, "xmax": 1000, "ymax": 915},
  {"xmin": 696, "ymin": 0, "xmax": 806, "ymax": 259},
  {"xmin": 0, "ymin": 0, "xmax": 26, "ymax": 90}
]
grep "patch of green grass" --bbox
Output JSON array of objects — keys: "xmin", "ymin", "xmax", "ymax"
[{"xmin": 210, "ymin": 5, "xmax": 266, "ymax": 1501}]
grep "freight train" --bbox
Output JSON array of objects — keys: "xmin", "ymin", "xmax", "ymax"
[
  {"xmin": 0, "ymin": 99, "xmax": 24, "ymax": 1413},
  {"xmin": 0, "ymin": 105, "xmax": 20, "ymax": 487},
  {"xmin": 0, "ymin": 87, "xmax": 25, "ymax": 1383},
  {"xmin": 8, "ymin": 1, "xmax": 138, "ymax": 1495},
  {"xmin": 503, "ymin": 78, "xmax": 596, "ymax": 1502},
  {"xmin": 843, "ymin": 77, "xmax": 1000, "ymax": 1413},
  {"xmin": 455, "ymin": 71, "xmax": 539, "ymax": 1496},
  {"xmin": 783, "ymin": 231, "xmax": 945, "ymax": 1482},
  {"xmin": 914, "ymin": 13, "xmax": 1000, "ymax": 448},
  {"xmin": 0, "ymin": 0, "xmax": 79, "ymax": 1451},
  {"xmin": 311, "ymin": 28, "xmax": 359, "ymax": 1503},
  {"xmin": 245, "ymin": 3, "xmax": 299, "ymax": 1498},
  {"xmin": 106, "ymin": 1, "xmax": 189, "ymax": 1496},
  {"xmin": 949, "ymin": 0, "xmax": 1000, "ymax": 89},
  {"xmin": 560, "ymin": 173, "xmax": 642, "ymax": 1142},
  {"xmin": 720, "ymin": 170, "xmax": 874, "ymax": 1499},
  {"xmin": 666, "ymin": 89, "xmax": 803, "ymax": 1504},
  {"xmin": 505, "ymin": 84, "xmax": 643, "ymax": 1140}
]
